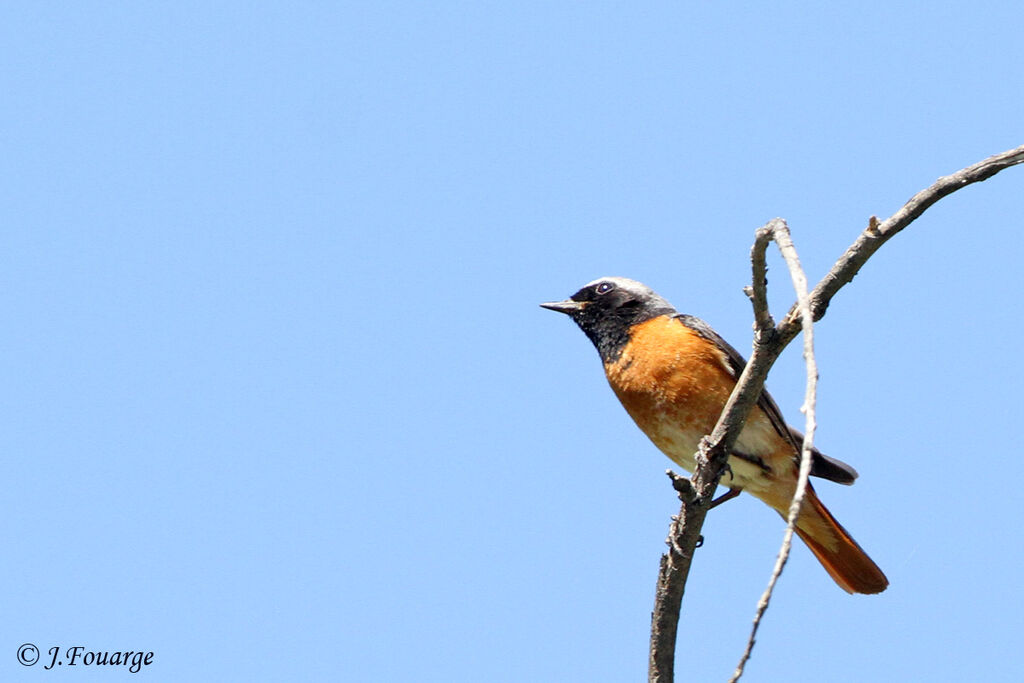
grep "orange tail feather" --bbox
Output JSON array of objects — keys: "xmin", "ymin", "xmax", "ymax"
[{"xmin": 791, "ymin": 487, "xmax": 888, "ymax": 594}]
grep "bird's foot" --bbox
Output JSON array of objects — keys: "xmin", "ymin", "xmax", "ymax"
[{"xmin": 709, "ymin": 487, "xmax": 742, "ymax": 510}]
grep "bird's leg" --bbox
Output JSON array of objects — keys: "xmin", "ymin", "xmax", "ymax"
[{"xmin": 709, "ymin": 487, "xmax": 742, "ymax": 509}]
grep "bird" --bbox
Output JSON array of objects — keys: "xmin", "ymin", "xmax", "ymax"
[{"xmin": 541, "ymin": 276, "xmax": 888, "ymax": 594}]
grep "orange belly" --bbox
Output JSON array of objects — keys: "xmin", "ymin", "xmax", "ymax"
[{"xmin": 603, "ymin": 316, "xmax": 788, "ymax": 493}]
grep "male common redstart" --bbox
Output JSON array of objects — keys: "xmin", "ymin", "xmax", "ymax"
[{"xmin": 542, "ymin": 277, "xmax": 888, "ymax": 594}]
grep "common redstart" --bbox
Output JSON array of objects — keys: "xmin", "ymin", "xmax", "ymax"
[{"xmin": 542, "ymin": 277, "xmax": 888, "ymax": 594}]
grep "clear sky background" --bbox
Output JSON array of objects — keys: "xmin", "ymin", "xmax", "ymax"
[{"xmin": 3, "ymin": 3, "xmax": 1023, "ymax": 682}]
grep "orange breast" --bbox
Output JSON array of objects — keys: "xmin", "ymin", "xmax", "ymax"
[
  {"xmin": 602, "ymin": 315, "xmax": 791, "ymax": 491},
  {"xmin": 604, "ymin": 316, "xmax": 736, "ymax": 454}
]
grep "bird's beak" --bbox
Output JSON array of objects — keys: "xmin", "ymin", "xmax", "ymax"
[{"xmin": 540, "ymin": 299, "xmax": 587, "ymax": 315}]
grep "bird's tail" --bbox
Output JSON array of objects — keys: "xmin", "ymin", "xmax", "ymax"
[{"xmin": 787, "ymin": 485, "xmax": 889, "ymax": 594}]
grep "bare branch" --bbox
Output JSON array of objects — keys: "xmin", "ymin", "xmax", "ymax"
[
  {"xmin": 649, "ymin": 471, "xmax": 703, "ymax": 683},
  {"xmin": 729, "ymin": 221, "xmax": 819, "ymax": 683},
  {"xmin": 781, "ymin": 144, "xmax": 1024, "ymax": 339},
  {"xmin": 647, "ymin": 144, "xmax": 1023, "ymax": 683},
  {"xmin": 649, "ymin": 228, "xmax": 786, "ymax": 681},
  {"xmin": 745, "ymin": 226, "xmax": 775, "ymax": 338}
]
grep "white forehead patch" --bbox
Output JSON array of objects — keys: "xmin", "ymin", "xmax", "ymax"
[
  {"xmin": 584, "ymin": 276, "xmax": 656, "ymax": 297},
  {"xmin": 583, "ymin": 277, "xmax": 673, "ymax": 307}
]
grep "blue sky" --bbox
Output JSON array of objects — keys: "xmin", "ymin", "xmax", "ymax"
[{"xmin": 3, "ymin": 3, "xmax": 1023, "ymax": 681}]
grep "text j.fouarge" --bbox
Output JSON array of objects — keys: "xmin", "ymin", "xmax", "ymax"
[{"xmin": 44, "ymin": 646, "xmax": 153, "ymax": 673}]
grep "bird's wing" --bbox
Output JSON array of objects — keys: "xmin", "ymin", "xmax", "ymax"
[{"xmin": 674, "ymin": 314, "xmax": 857, "ymax": 485}]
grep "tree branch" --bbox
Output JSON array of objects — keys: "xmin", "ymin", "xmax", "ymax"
[
  {"xmin": 784, "ymin": 143, "xmax": 1024, "ymax": 338},
  {"xmin": 648, "ymin": 471, "xmax": 703, "ymax": 681},
  {"xmin": 648, "ymin": 144, "xmax": 1024, "ymax": 683},
  {"xmin": 744, "ymin": 227, "xmax": 776, "ymax": 338},
  {"xmin": 729, "ymin": 221, "xmax": 818, "ymax": 683}
]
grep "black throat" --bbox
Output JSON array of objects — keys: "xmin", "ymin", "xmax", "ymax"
[{"xmin": 575, "ymin": 302, "xmax": 673, "ymax": 364}]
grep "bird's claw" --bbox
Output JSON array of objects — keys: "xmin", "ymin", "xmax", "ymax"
[{"xmin": 709, "ymin": 487, "xmax": 742, "ymax": 509}]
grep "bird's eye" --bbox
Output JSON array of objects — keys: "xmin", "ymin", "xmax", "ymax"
[{"xmin": 596, "ymin": 282, "xmax": 615, "ymax": 295}]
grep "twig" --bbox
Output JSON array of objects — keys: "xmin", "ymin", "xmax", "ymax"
[
  {"xmin": 781, "ymin": 143, "xmax": 1024, "ymax": 339},
  {"xmin": 729, "ymin": 221, "xmax": 818, "ymax": 683},
  {"xmin": 745, "ymin": 227, "xmax": 776, "ymax": 338},
  {"xmin": 647, "ymin": 144, "xmax": 1024, "ymax": 683},
  {"xmin": 649, "ymin": 471, "xmax": 703, "ymax": 682},
  {"xmin": 649, "ymin": 234, "xmax": 786, "ymax": 682}
]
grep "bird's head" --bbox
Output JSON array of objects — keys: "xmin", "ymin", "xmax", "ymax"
[{"xmin": 541, "ymin": 277, "xmax": 676, "ymax": 362}]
